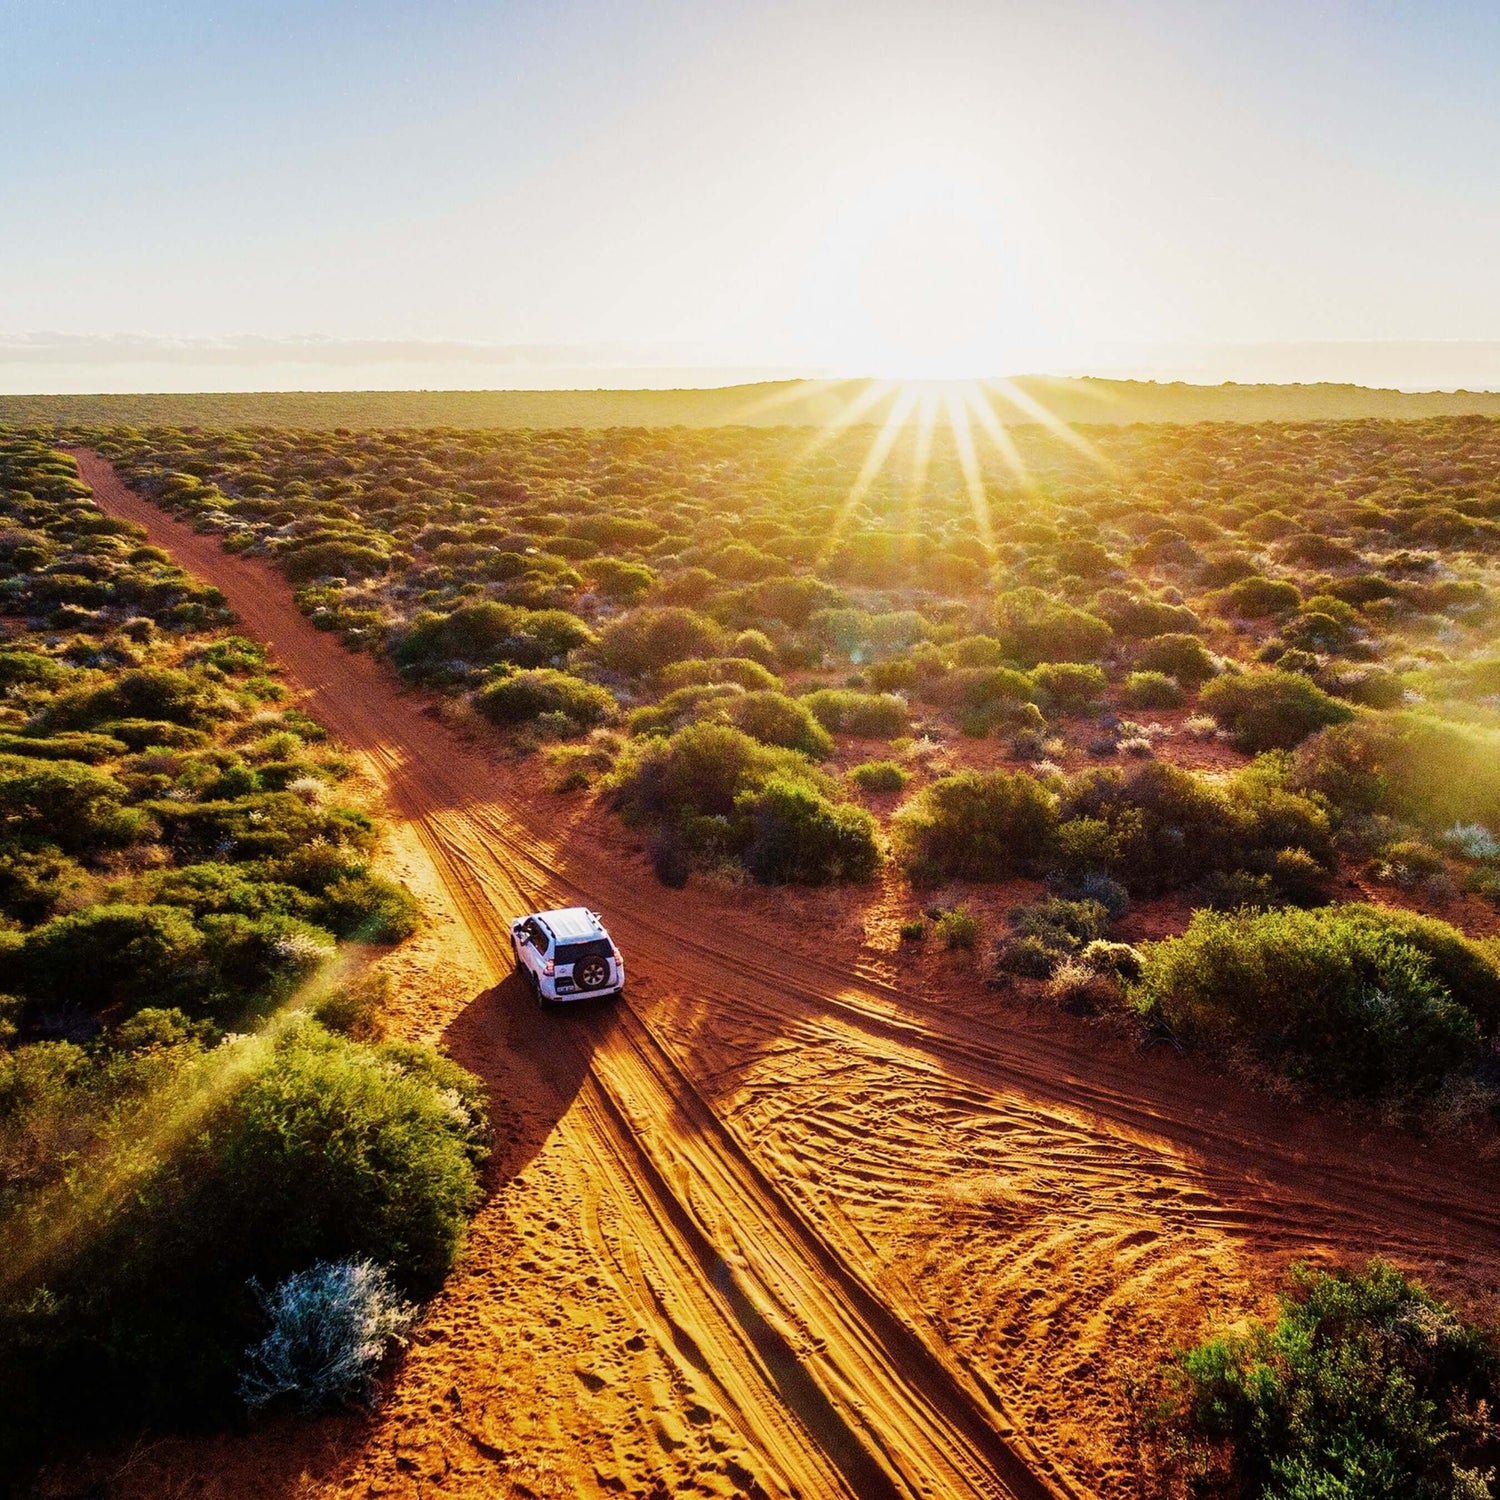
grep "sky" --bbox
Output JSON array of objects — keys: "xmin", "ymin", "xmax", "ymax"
[{"xmin": 4, "ymin": 0, "xmax": 1500, "ymax": 391}]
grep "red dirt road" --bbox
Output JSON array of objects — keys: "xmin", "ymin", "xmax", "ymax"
[{"xmin": 66, "ymin": 450, "xmax": 1500, "ymax": 1500}]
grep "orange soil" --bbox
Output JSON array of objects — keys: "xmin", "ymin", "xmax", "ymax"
[{"xmin": 43, "ymin": 450, "xmax": 1500, "ymax": 1500}]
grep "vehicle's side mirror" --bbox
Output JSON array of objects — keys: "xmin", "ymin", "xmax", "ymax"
[{"xmin": 516, "ymin": 930, "xmax": 530, "ymax": 946}]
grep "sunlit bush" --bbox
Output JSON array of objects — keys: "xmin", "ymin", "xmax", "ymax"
[
  {"xmin": 1132, "ymin": 904, "xmax": 1497, "ymax": 1097},
  {"xmin": 892, "ymin": 769, "xmax": 1057, "ymax": 881},
  {"xmin": 1158, "ymin": 1262, "xmax": 1499, "ymax": 1498},
  {"xmin": 474, "ymin": 668, "xmax": 616, "ymax": 732},
  {"xmin": 801, "ymin": 688, "xmax": 910, "ymax": 738},
  {"xmin": 1200, "ymin": 669, "xmax": 1353, "ymax": 751}
]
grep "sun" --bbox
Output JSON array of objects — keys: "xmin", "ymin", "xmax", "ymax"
[{"xmin": 792, "ymin": 155, "xmax": 1060, "ymax": 383}]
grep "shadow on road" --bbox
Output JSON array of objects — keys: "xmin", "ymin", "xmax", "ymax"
[{"xmin": 441, "ymin": 969, "xmax": 605, "ymax": 1192}]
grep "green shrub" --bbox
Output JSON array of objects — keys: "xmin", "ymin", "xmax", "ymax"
[
  {"xmin": 800, "ymin": 688, "xmax": 910, "ymax": 738},
  {"xmin": 1296, "ymin": 713, "xmax": 1500, "ymax": 833},
  {"xmin": 1132, "ymin": 905, "xmax": 1495, "ymax": 1098},
  {"xmin": 315, "ymin": 875, "xmax": 421, "ymax": 943},
  {"xmin": 731, "ymin": 629, "xmax": 778, "ymax": 667},
  {"xmin": 627, "ymin": 682, "xmax": 741, "ymax": 739},
  {"xmin": 0, "ymin": 730, "xmax": 127, "ymax": 763},
  {"xmin": 0, "ymin": 847, "xmax": 87, "ymax": 923},
  {"xmin": 723, "ymin": 691, "xmax": 833, "ymax": 757},
  {"xmin": 738, "ymin": 778, "xmax": 880, "ymax": 884},
  {"xmin": 613, "ymin": 721, "xmax": 824, "ymax": 824},
  {"xmin": 0, "ymin": 755, "xmax": 140, "ymax": 853},
  {"xmin": 1092, "ymin": 588, "xmax": 1200, "ymax": 639},
  {"xmin": 0, "ymin": 1020, "xmax": 487, "ymax": 1465},
  {"xmin": 45, "ymin": 667, "xmax": 226, "ymax": 732},
  {"xmin": 935, "ymin": 905, "xmax": 980, "ymax": 949},
  {"xmin": 3, "ymin": 903, "xmax": 206, "ymax": 1017},
  {"xmin": 280, "ymin": 539, "xmax": 390, "ymax": 583},
  {"xmin": 1133, "ymin": 632, "xmax": 1218, "ymax": 686},
  {"xmin": 0, "ymin": 650, "xmax": 66, "ymax": 689},
  {"xmin": 1200, "ymin": 670, "xmax": 1353, "ymax": 752},
  {"xmin": 936, "ymin": 667, "xmax": 1039, "ymax": 732},
  {"xmin": 994, "ymin": 588, "xmax": 1113, "ymax": 665},
  {"xmin": 1015, "ymin": 896, "xmax": 1111, "ymax": 952},
  {"xmin": 1122, "ymin": 670, "xmax": 1185, "ymax": 709},
  {"xmin": 395, "ymin": 602, "xmax": 593, "ymax": 673},
  {"xmin": 587, "ymin": 558, "xmax": 657, "ymax": 603},
  {"xmin": 1222, "ymin": 575, "xmax": 1302, "ymax": 618},
  {"xmin": 849, "ymin": 760, "xmax": 910, "ymax": 794},
  {"xmin": 1163, "ymin": 1261, "xmax": 1499, "ymax": 1500},
  {"xmin": 658, "ymin": 656, "xmax": 781, "ymax": 692},
  {"xmin": 892, "ymin": 770, "xmax": 1057, "ymax": 881},
  {"xmin": 597, "ymin": 606, "xmax": 724, "ymax": 676},
  {"xmin": 1029, "ymin": 662, "xmax": 1106, "ymax": 712},
  {"xmin": 899, "ymin": 919, "xmax": 926, "ymax": 941},
  {"xmin": 1057, "ymin": 759, "xmax": 1332, "ymax": 896},
  {"xmin": 474, "ymin": 669, "xmax": 616, "ymax": 732}
]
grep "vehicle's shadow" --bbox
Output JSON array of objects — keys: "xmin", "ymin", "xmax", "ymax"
[{"xmin": 440, "ymin": 968, "xmax": 602, "ymax": 1190}]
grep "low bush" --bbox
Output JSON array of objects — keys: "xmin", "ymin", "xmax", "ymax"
[
  {"xmin": 1296, "ymin": 713, "xmax": 1500, "ymax": 834},
  {"xmin": 0, "ymin": 755, "xmax": 142, "ymax": 853},
  {"xmin": 738, "ymin": 778, "xmax": 880, "ymax": 884},
  {"xmin": 800, "ymin": 688, "xmax": 910, "ymax": 738},
  {"xmin": 1159, "ymin": 1261, "xmax": 1499, "ymax": 1499},
  {"xmin": 0, "ymin": 1019, "xmax": 486, "ymax": 1464},
  {"xmin": 1132, "ymin": 632, "xmax": 1218, "ymax": 686},
  {"xmin": 1029, "ymin": 661, "xmax": 1106, "ymax": 713},
  {"xmin": 596, "ymin": 606, "xmax": 725, "ymax": 676},
  {"xmin": 395, "ymin": 601, "xmax": 594, "ymax": 675},
  {"xmin": 1200, "ymin": 669, "xmax": 1353, "ymax": 752},
  {"xmin": 935, "ymin": 905, "xmax": 980, "ymax": 950},
  {"xmin": 315, "ymin": 874, "xmax": 421, "ymax": 943},
  {"xmin": 994, "ymin": 588, "xmax": 1113, "ymax": 665},
  {"xmin": 474, "ymin": 668, "xmax": 616, "ymax": 732},
  {"xmin": 1122, "ymin": 670, "xmax": 1185, "ymax": 709},
  {"xmin": 611, "ymin": 721, "xmax": 875, "ymax": 885},
  {"xmin": 44, "ymin": 666, "xmax": 227, "ymax": 733},
  {"xmin": 723, "ymin": 690, "xmax": 833, "ymax": 757},
  {"xmin": 892, "ymin": 770, "xmax": 1057, "ymax": 881},
  {"xmin": 658, "ymin": 656, "xmax": 781, "ymax": 692},
  {"xmin": 938, "ymin": 669, "xmax": 1043, "ymax": 736},
  {"xmin": 1092, "ymin": 588, "xmax": 1200, "ymax": 639},
  {"xmin": 849, "ymin": 760, "xmax": 910, "ymax": 794},
  {"xmin": 1131, "ymin": 904, "xmax": 1498, "ymax": 1099},
  {"xmin": 240, "ymin": 1258, "xmax": 416, "ymax": 1414},
  {"xmin": 1221, "ymin": 576, "xmax": 1302, "ymax": 618},
  {"xmin": 1056, "ymin": 759, "xmax": 1332, "ymax": 897}
]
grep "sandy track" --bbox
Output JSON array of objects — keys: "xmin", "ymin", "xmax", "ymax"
[{"xmin": 71, "ymin": 449, "xmax": 1500, "ymax": 1500}]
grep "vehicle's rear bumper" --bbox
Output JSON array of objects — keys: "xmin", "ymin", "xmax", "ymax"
[{"xmin": 543, "ymin": 986, "xmax": 622, "ymax": 1003}]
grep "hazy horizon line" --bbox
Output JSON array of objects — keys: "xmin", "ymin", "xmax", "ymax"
[{"xmin": 3, "ymin": 333, "xmax": 1500, "ymax": 396}]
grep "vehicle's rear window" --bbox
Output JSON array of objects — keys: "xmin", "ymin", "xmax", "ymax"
[{"xmin": 556, "ymin": 939, "xmax": 611, "ymax": 966}]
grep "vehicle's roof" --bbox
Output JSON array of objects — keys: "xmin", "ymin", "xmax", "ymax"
[{"xmin": 535, "ymin": 906, "xmax": 603, "ymax": 939}]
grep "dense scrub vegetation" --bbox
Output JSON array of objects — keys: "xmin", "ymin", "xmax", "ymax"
[
  {"xmin": 1153, "ymin": 1261, "xmax": 1499, "ymax": 1499},
  {"xmin": 0, "ymin": 440, "xmax": 486, "ymax": 1469},
  {"xmin": 10, "ymin": 410, "xmax": 1500, "ymax": 1487},
  {"xmin": 46, "ymin": 416, "xmax": 1500, "ymax": 905},
  {"xmin": 17, "ymin": 414, "xmax": 1500, "ymax": 1115}
]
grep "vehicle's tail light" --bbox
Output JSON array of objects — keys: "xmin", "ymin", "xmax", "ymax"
[
  {"xmin": 543, "ymin": 961, "xmax": 555, "ymax": 976},
  {"xmin": 611, "ymin": 947, "xmax": 622, "ymax": 963}
]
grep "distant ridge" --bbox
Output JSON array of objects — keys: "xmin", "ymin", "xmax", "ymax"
[{"xmin": 5, "ymin": 377, "xmax": 1500, "ymax": 430}]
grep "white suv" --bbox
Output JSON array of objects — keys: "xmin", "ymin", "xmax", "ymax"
[{"xmin": 510, "ymin": 907, "xmax": 625, "ymax": 1005}]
